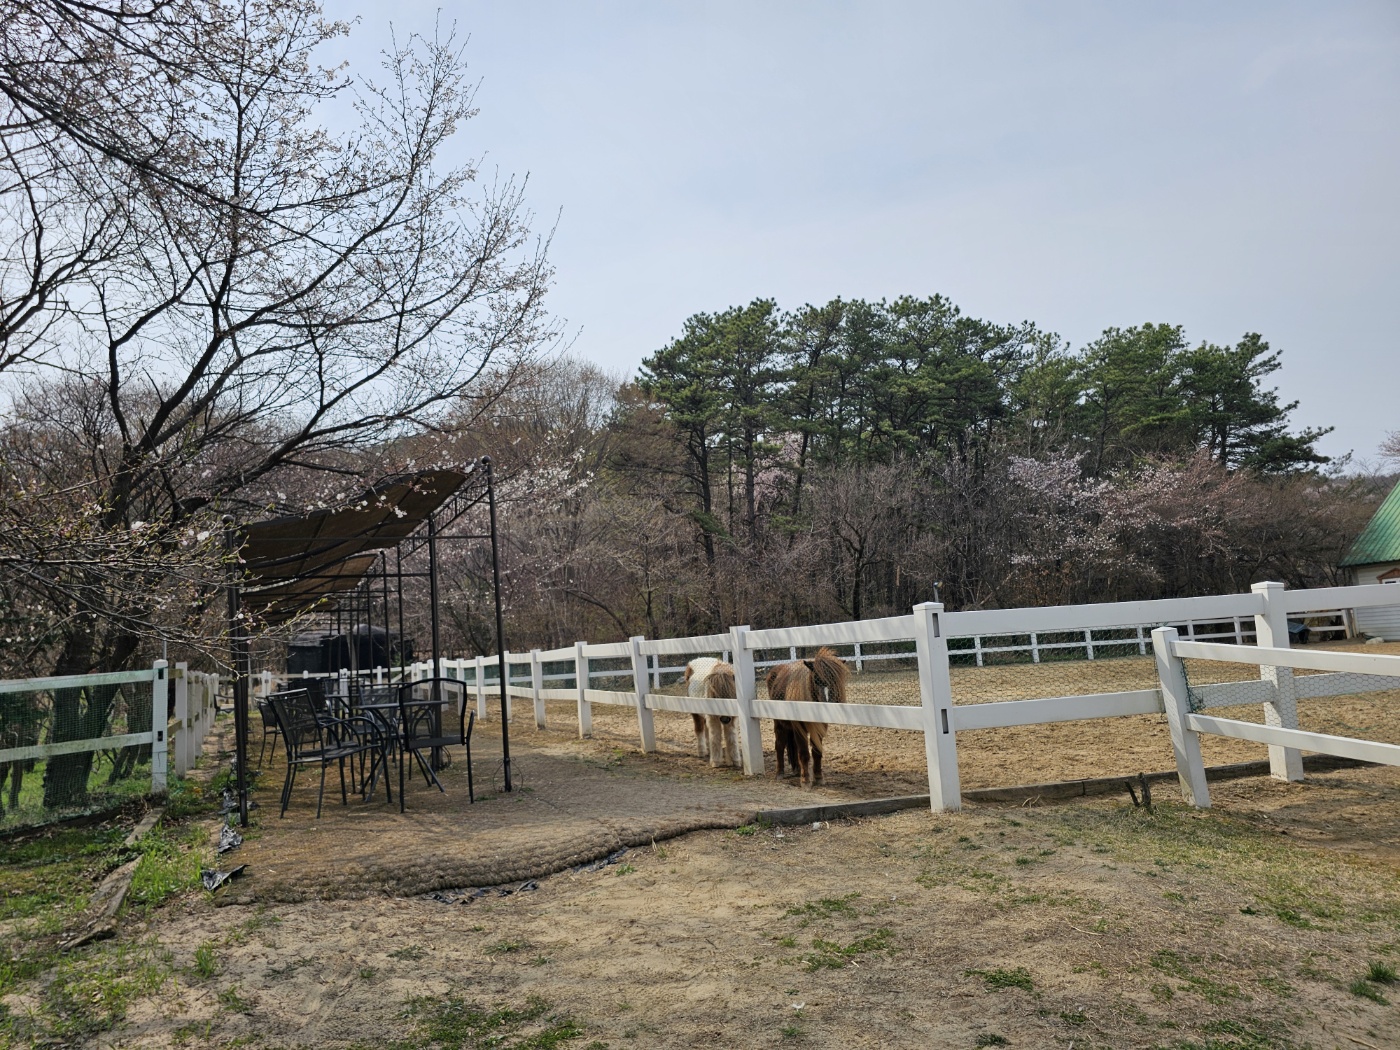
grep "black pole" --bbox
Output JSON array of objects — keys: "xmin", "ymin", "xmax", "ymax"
[
  {"xmin": 381, "ymin": 551, "xmax": 391, "ymax": 679},
  {"xmin": 396, "ymin": 547, "xmax": 406, "ymax": 682},
  {"xmin": 222, "ymin": 516, "xmax": 251, "ymax": 827},
  {"xmin": 484, "ymin": 456, "xmax": 511, "ymax": 792},
  {"xmin": 428, "ymin": 512, "xmax": 442, "ymax": 678}
]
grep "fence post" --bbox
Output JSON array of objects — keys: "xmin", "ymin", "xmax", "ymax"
[
  {"xmin": 912, "ymin": 603, "xmax": 960, "ymax": 811},
  {"xmin": 150, "ymin": 660, "xmax": 169, "ymax": 795},
  {"xmin": 628, "ymin": 636, "xmax": 656, "ymax": 752},
  {"xmin": 531, "ymin": 648, "xmax": 546, "ymax": 729},
  {"xmin": 1252, "ymin": 581, "xmax": 1304, "ymax": 782},
  {"xmin": 173, "ymin": 662, "xmax": 190, "ymax": 778},
  {"xmin": 575, "ymin": 642, "xmax": 593, "ymax": 738},
  {"xmin": 475, "ymin": 656, "xmax": 487, "ymax": 720},
  {"xmin": 1152, "ymin": 627, "xmax": 1211, "ymax": 807},
  {"xmin": 729, "ymin": 625, "xmax": 765, "ymax": 776},
  {"xmin": 854, "ymin": 642, "xmax": 864, "ymax": 673}
]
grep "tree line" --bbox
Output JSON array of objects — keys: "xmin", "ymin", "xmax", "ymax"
[{"xmin": 437, "ymin": 299, "xmax": 1386, "ymax": 651}]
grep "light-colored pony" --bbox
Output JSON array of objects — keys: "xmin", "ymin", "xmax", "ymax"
[
  {"xmin": 765, "ymin": 647, "xmax": 849, "ymax": 787},
  {"xmin": 683, "ymin": 657, "xmax": 740, "ymax": 769}
]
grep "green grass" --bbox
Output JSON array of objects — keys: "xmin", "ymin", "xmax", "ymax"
[
  {"xmin": 366, "ymin": 994, "xmax": 589, "ymax": 1050},
  {"xmin": 127, "ymin": 823, "xmax": 207, "ymax": 910},
  {"xmin": 1366, "ymin": 960, "xmax": 1397, "ymax": 984},
  {"xmin": 965, "ymin": 967, "xmax": 1034, "ymax": 992},
  {"xmin": 803, "ymin": 928, "xmax": 893, "ymax": 971},
  {"xmin": 1150, "ymin": 951, "xmax": 1245, "ymax": 1005},
  {"xmin": 21, "ymin": 937, "xmax": 175, "ymax": 1041},
  {"xmin": 1349, "ymin": 979, "xmax": 1389, "ymax": 1004},
  {"xmin": 974, "ymin": 1037, "xmax": 1009, "ymax": 1048},
  {"xmin": 191, "ymin": 941, "xmax": 219, "ymax": 979}
]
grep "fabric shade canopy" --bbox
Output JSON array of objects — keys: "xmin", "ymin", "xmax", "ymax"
[{"xmin": 238, "ymin": 467, "xmax": 471, "ymax": 624}]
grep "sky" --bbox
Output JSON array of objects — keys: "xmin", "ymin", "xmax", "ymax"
[{"xmin": 327, "ymin": 0, "xmax": 1400, "ymax": 465}]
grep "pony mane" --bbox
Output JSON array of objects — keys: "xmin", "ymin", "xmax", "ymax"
[
  {"xmin": 807, "ymin": 647, "xmax": 849, "ymax": 703},
  {"xmin": 705, "ymin": 662, "xmax": 736, "ymax": 699}
]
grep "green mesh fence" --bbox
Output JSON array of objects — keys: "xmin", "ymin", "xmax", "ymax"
[
  {"xmin": 540, "ymin": 659, "xmax": 578, "ymax": 692},
  {"xmin": 1181, "ymin": 659, "xmax": 1400, "ymax": 745},
  {"xmin": 0, "ymin": 677, "xmax": 157, "ymax": 832},
  {"xmin": 585, "ymin": 656, "xmax": 633, "ymax": 693},
  {"xmin": 752, "ymin": 642, "xmax": 920, "ymax": 707}
]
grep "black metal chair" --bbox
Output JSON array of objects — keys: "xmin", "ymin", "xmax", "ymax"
[
  {"xmin": 396, "ymin": 677, "xmax": 474, "ymax": 811},
  {"xmin": 268, "ymin": 688, "xmax": 389, "ymax": 817},
  {"xmin": 255, "ymin": 698, "xmax": 283, "ymax": 767}
]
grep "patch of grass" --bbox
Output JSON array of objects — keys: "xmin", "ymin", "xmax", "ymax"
[
  {"xmin": 217, "ymin": 985, "xmax": 254, "ymax": 1013},
  {"xmin": 734, "ymin": 824, "xmax": 757, "ymax": 837},
  {"xmin": 191, "ymin": 941, "xmax": 219, "ymax": 980},
  {"xmin": 974, "ymin": 1036, "xmax": 1009, "ymax": 1048},
  {"xmin": 803, "ymin": 928, "xmax": 893, "ymax": 971},
  {"xmin": 390, "ymin": 945, "xmax": 428, "ymax": 961},
  {"xmin": 780, "ymin": 1023, "xmax": 803, "ymax": 1039},
  {"xmin": 966, "ymin": 967, "xmax": 1034, "ymax": 992},
  {"xmin": 784, "ymin": 893, "xmax": 861, "ymax": 921},
  {"xmin": 485, "ymin": 939, "xmax": 530, "ymax": 956},
  {"xmin": 33, "ymin": 937, "xmax": 174, "ymax": 1039},
  {"xmin": 1349, "ymin": 979, "xmax": 1389, "ymax": 1004},
  {"xmin": 1366, "ymin": 960, "xmax": 1397, "ymax": 984},
  {"xmin": 1059, "ymin": 1010, "xmax": 1088, "ymax": 1026},
  {"xmin": 1150, "ymin": 950, "xmax": 1245, "ymax": 1005},
  {"xmin": 614, "ymin": 863, "xmax": 635, "ymax": 876},
  {"xmin": 360, "ymin": 966, "xmax": 378, "ymax": 979},
  {"xmin": 395, "ymin": 993, "xmax": 588, "ymax": 1049},
  {"xmin": 128, "ymin": 823, "xmax": 206, "ymax": 910}
]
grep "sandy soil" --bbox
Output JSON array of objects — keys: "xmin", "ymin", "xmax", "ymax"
[
  {"xmin": 20, "ymin": 637, "xmax": 1400, "ymax": 1049},
  {"xmin": 109, "ymin": 771, "xmax": 1400, "ymax": 1049}
]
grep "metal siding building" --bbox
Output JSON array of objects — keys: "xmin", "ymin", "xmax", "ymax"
[{"xmin": 1341, "ymin": 480, "xmax": 1400, "ymax": 639}]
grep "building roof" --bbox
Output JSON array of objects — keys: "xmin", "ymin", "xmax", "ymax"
[{"xmin": 1341, "ymin": 478, "xmax": 1400, "ymax": 567}]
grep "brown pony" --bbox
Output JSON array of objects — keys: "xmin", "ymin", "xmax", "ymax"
[
  {"xmin": 683, "ymin": 657, "xmax": 740, "ymax": 769},
  {"xmin": 765, "ymin": 647, "xmax": 849, "ymax": 787}
]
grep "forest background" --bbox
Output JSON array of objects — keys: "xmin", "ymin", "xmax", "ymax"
[
  {"xmin": 435, "ymin": 298, "xmax": 1398, "ymax": 657},
  {"xmin": 0, "ymin": 0, "xmax": 1396, "ymax": 693}
]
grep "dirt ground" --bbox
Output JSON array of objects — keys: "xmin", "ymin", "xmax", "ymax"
[
  {"xmin": 93, "ymin": 766, "xmax": 1400, "ymax": 1049},
  {"xmin": 13, "ymin": 638, "xmax": 1400, "ymax": 1049}
]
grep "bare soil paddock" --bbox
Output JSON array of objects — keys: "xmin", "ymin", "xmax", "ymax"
[
  {"xmin": 5, "ymin": 638, "xmax": 1398, "ymax": 1049},
  {"xmin": 565, "ymin": 638, "xmax": 1400, "ymax": 803}
]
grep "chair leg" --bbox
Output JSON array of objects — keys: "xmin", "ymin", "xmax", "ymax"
[
  {"xmin": 466, "ymin": 745, "xmax": 474, "ymax": 804},
  {"xmin": 338, "ymin": 758, "xmax": 348, "ymax": 806},
  {"xmin": 316, "ymin": 762, "xmax": 327, "ymax": 819},
  {"xmin": 280, "ymin": 762, "xmax": 297, "ymax": 818}
]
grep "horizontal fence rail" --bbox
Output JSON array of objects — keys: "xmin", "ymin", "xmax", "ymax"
[{"xmin": 256, "ymin": 582, "xmax": 1400, "ymax": 812}]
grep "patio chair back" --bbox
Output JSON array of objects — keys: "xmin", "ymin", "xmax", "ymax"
[{"xmin": 395, "ymin": 677, "xmax": 475, "ymax": 809}]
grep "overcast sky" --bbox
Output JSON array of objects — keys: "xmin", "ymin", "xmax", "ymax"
[{"xmin": 330, "ymin": 0, "xmax": 1399, "ymax": 464}]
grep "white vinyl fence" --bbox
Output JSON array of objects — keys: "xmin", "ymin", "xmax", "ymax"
[
  {"xmin": 0, "ymin": 661, "xmax": 219, "ymax": 815},
  {"xmin": 262, "ymin": 582, "xmax": 1400, "ymax": 812}
]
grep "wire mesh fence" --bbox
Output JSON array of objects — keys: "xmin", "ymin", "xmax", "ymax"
[
  {"xmin": 0, "ymin": 677, "xmax": 158, "ymax": 832},
  {"xmin": 1181, "ymin": 659, "xmax": 1400, "ymax": 746}
]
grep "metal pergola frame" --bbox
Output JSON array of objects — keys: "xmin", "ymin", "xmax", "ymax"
[{"xmin": 223, "ymin": 456, "xmax": 512, "ymax": 826}]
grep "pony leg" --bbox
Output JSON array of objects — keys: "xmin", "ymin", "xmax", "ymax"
[
  {"xmin": 692, "ymin": 714, "xmax": 708, "ymax": 760},
  {"xmin": 774, "ymin": 722, "xmax": 789, "ymax": 777},
  {"xmin": 792, "ymin": 725, "xmax": 812, "ymax": 787},
  {"xmin": 808, "ymin": 725, "xmax": 827, "ymax": 787},
  {"xmin": 722, "ymin": 719, "xmax": 739, "ymax": 768},
  {"xmin": 707, "ymin": 717, "xmax": 724, "ymax": 768}
]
